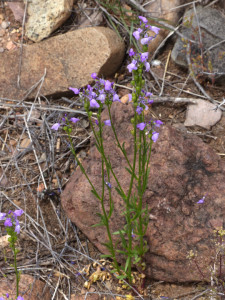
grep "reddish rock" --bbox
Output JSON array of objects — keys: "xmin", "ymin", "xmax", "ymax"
[
  {"xmin": 0, "ymin": 27, "xmax": 125, "ymax": 100},
  {"xmin": 0, "ymin": 274, "xmax": 51, "ymax": 299},
  {"xmin": 61, "ymin": 102, "xmax": 225, "ymax": 282}
]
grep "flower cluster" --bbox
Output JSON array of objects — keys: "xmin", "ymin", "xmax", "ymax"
[
  {"xmin": 71, "ymin": 75, "xmax": 121, "ymax": 110},
  {"xmin": 51, "ymin": 115, "xmax": 80, "ymax": 131},
  {"xmin": 127, "ymin": 16, "xmax": 160, "ymax": 73},
  {"xmin": 0, "ymin": 209, "xmax": 23, "ymax": 234},
  {"xmin": 0, "ymin": 210, "xmax": 24, "ymax": 300},
  {"xmin": 136, "ymin": 119, "xmax": 163, "ymax": 143}
]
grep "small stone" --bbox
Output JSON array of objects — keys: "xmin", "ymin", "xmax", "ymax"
[
  {"xmin": 0, "ymin": 235, "xmax": 10, "ymax": 248},
  {"xmin": 120, "ymin": 94, "xmax": 130, "ymax": 104},
  {"xmin": 184, "ymin": 99, "xmax": 222, "ymax": 129},
  {"xmin": 5, "ymin": 41, "xmax": 16, "ymax": 51},
  {"xmin": 1, "ymin": 21, "xmax": 9, "ymax": 29},
  {"xmin": 0, "ymin": 28, "xmax": 5, "ymax": 37},
  {"xmin": 0, "ymin": 47, "xmax": 4, "ymax": 53}
]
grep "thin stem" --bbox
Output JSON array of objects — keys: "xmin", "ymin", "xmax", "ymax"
[
  {"xmin": 67, "ymin": 134, "xmax": 101, "ymax": 201},
  {"xmin": 99, "ymin": 120, "xmax": 121, "ymax": 274},
  {"xmin": 108, "ymin": 104, "xmax": 133, "ymax": 172}
]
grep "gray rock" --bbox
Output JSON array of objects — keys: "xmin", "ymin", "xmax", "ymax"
[{"xmin": 171, "ymin": 6, "xmax": 225, "ymax": 83}]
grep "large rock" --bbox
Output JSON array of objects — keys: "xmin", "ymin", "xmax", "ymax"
[
  {"xmin": 171, "ymin": 6, "xmax": 225, "ymax": 83},
  {"xmin": 0, "ymin": 27, "xmax": 125, "ymax": 100},
  {"xmin": 0, "ymin": 274, "xmax": 51, "ymax": 299},
  {"xmin": 145, "ymin": 0, "xmax": 186, "ymax": 55},
  {"xmin": 25, "ymin": 0, "xmax": 74, "ymax": 42},
  {"xmin": 61, "ymin": 102, "xmax": 225, "ymax": 282}
]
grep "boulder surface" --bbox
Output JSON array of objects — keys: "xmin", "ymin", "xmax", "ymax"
[
  {"xmin": 61, "ymin": 102, "xmax": 225, "ymax": 282},
  {"xmin": 0, "ymin": 27, "xmax": 125, "ymax": 100}
]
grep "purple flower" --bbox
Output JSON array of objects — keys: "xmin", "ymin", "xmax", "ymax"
[
  {"xmin": 97, "ymin": 93, "xmax": 106, "ymax": 102},
  {"xmin": 145, "ymin": 62, "xmax": 150, "ymax": 72},
  {"xmin": 0, "ymin": 212, "xmax": 6, "ymax": 220},
  {"xmin": 137, "ymin": 123, "xmax": 146, "ymax": 130},
  {"xmin": 16, "ymin": 297, "xmax": 24, "ymax": 300},
  {"xmin": 129, "ymin": 48, "xmax": 135, "ymax": 57},
  {"xmin": 105, "ymin": 181, "xmax": 112, "ymax": 189},
  {"xmin": 139, "ymin": 16, "xmax": 148, "ymax": 24},
  {"xmin": 4, "ymin": 218, "xmax": 12, "ymax": 227},
  {"xmin": 155, "ymin": 120, "xmax": 163, "ymax": 127},
  {"xmin": 69, "ymin": 87, "xmax": 80, "ymax": 94},
  {"xmin": 87, "ymin": 84, "xmax": 92, "ymax": 91},
  {"xmin": 15, "ymin": 224, "xmax": 21, "ymax": 234},
  {"xmin": 6, "ymin": 294, "xmax": 9, "ymax": 298},
  {"xmin": 113, "ymin": 94, "xmax": 120, "ymax": 102},
  {"xmin": 91, "ymin": 73, "xmax": 97, "ymax": 79},
  {"xmin": 133, "ymin": 28, "xmax": 143, "ymax": 40},
  {"xmin": 127, "ymin": 60, "xmax": 137, "ymax": 72},
  {"xmin": 104, "ymin": 80, "xmax": 112, "ymax": 91},
  {"xmin": 95, "ymin": 120, "xmax": 99, "ymax": 126},
  {"xmin": 70, "ymin": 117, "xmax": 80, "ymax": 123},
  {"xmin": 13, "ymin": 210, "xmax": 23, "ymax": 217},
  {"xmin": 150, "ymin": 25, "xmax": 160, "ymax": 35},
  {"xmin": 90, "ymin": 91, "xmax": 97, "ymax": 99},
  {"xmin": 128, "ymin": 94, "xmax": 132, "ymax": 102},
  {"xmin": 51, "ymin": 123, "xmax": 61, "ymax": 131},
  {"xmin": 90, "ymin": 99, "xmax": 100, "ymax": 108},
  {"xmin": 140, "ymin": 52, "xmax": 148, "ymax": 62},
  {"xmin": 0, "ymin": 297, "xmax": 5, "ymax": 300},
  {"xmin": 148, "ymin": 100, "xmax": 154, "ymax": 105},
  {"xmin": 104, "ymin": 120, "xmax": 111, "ymax": 126},
  {"xmin": 136, "ymin": 106, "xmax": 143, "ymax": 115},
  {"xmin": 141, "ymin": 36, "xmax": 152, "ymax": 45},
  {"xmin": 152, "ymin": 132, "xmax": 159, "ymax": 142},
  {"xmin": 197, "ymin": 196, "xmax": 206, "ymax": 204}
]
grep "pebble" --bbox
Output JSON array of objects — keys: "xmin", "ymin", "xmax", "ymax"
[
  {"xmin": 0, "ymin": 28, "xmax": 5, "ymax": 37},
  {"xmin": 0, "ymin": 47, "xmax": 4, "ymax": 53},
  {"xmin": 1, "ymin": 21, "xmax": 10, "ymax": 29}
]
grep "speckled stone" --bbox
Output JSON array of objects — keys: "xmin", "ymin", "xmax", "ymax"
[{"xmin": 25, "ymin": 0, "xmax": 73, "ymax": 42}]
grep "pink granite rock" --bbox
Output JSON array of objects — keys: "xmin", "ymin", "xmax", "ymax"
[{"xmin": 0, "ymin": 27, "xmax": 125, "ymax": 100}]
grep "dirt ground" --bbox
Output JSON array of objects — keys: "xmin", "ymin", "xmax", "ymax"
[{"xmin": 0, "ymin": 1, "xmax": 225, "ymax": 299}]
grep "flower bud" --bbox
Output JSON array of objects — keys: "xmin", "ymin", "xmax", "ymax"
[
  {"xmin": 130, "ymin": 118, "xmax": 135, "ymax": 124},
  {"xmin": 131, "ymin": 129, "xmax": 135, "ymax": 136}
]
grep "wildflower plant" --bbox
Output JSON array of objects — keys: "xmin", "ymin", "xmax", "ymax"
[
  {"xmin": 0, "ymin": 210, "xmax": 24, "ymax": 300},
  {"xmin": 52, "ymin": 16, "xmax": 162, "ymax": 283}
]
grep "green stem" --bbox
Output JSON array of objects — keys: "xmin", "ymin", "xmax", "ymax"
[
  {"xmin": 107, "ymin": 104, "xmax": 133, "ymax": 172},
  {"xmin": 11, "ymin": 237, "xmax": 19, "ymax": 297},
  {"xmin": 99, "ymin": 120, "xmax": 121, "ymax": 274},
  {"xmin": 67, "ymin": 134, "xmax": 101, "ymax": 201},
  {"xmin": 89, "ymin": 116, "xmax": 127, "ymax": 201}
]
